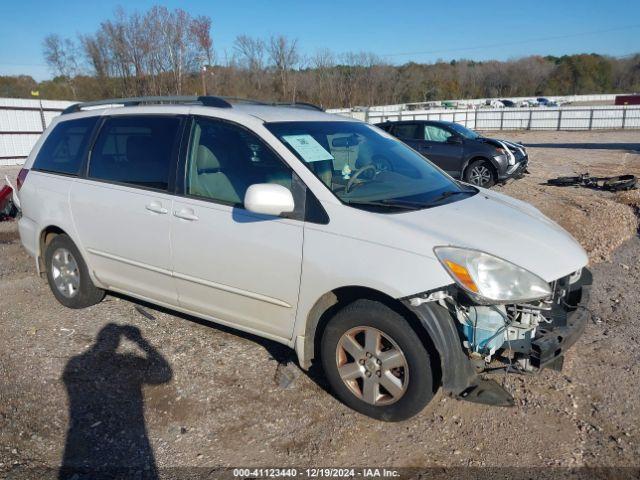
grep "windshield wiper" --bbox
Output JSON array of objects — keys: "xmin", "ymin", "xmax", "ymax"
[
  {"xmin": 345, "ymin": 200, "xmax": 423, "ymax": 210},
  {"xmin": 428, "ymin": 190, "xmax": 470, "ymax": 204},
  {"xmin": 347, "ymin": 190, "xmax": 473, "ymax": 211}
]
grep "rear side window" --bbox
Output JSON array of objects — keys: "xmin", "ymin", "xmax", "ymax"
[
  {"xmin": 33, "ymin": 117, "xmax": 98, "ymax": 175},
  {"xmin": 89, "ymin": 116, "xmax": 182, "ymax": 191},
  {"xmin": 391, "ymin": 123, "xmax": 421, "ymax": 140}
]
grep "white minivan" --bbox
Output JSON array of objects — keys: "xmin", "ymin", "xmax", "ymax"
[{"xmin": 16, "ymin": 96, "xmax": 591, "ymax": 421}]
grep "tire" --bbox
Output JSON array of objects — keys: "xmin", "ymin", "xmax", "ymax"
[
  {"xmin": 321, "ymin": 299, "xmax": 435, "ymax": 421},
  {"xmin": 44, "ymin": 234, "xmax": 105, "ymax": 309},
  {"xmin": 603, "ymin": 175, "xmax": 637, "ymax": 191},
  {"xmin": 464, "ymin": 160, "xmax": 496, "ymax": 188}
]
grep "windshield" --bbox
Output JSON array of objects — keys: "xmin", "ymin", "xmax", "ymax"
[
  {"xmin": 266, "ymin": 121, "xmax": 475, "ymax": 211},
  {"xmin": 446, "ymin": 122, "xmax": 480, "ymax": 140}
]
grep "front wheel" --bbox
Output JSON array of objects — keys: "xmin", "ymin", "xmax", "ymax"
[
  {"xmin": 321, "ymin": 299, "xmax": 436, "ymax": 421},
  {"xmin": 465, "ymin": 160, "xmax": 496, "ymax": 188}
]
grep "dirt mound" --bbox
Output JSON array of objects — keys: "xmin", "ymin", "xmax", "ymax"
[{"xmin": 496, "ymin": 130, "xmax": 640, "ymax": 262}]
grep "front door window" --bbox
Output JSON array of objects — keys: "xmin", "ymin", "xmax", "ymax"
[
  {"xmin": 424, "ymin": 125, "xmax": 452, "ymax": 143},
  {"xmin": 185, "ymin": 117, "xmax": 293, "ymax": 207}
]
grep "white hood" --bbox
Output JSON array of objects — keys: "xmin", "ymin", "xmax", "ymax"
[{"xmin": 337, "ymin": 189, "xmax": 588, "ymax": 283}]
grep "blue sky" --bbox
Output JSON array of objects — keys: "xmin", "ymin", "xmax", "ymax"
[{"xmin": 1, "ymin": 0, "xmax": 638, "ymax": 81}]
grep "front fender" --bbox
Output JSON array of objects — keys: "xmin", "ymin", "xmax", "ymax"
[
  {"xmin": 403, "ymin": 300, "xmax": 514, "ymax": 406},
  {"xmin": 402, "ymin": 300, "xmax": 477, "ymax": 393}
]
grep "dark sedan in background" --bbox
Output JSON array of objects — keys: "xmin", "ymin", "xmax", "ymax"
[{"xmin": 376, "ymin": 120, "xmax": 528, "ymax": 187}]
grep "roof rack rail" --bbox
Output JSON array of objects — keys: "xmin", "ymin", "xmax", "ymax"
[
  {"xmin": 219, "ymin": 96, "xmax": 269, "ymax": 106},
  {"xmin": 271, "ymin": 102, "xmax": 324, "ymax": 111},
  {"xmin": 213, "ymin": 97, "xmax": 324, "ymax": 111},
  {"xmin": 60, "ymin": 95, "xmax": 325, "ymax": 115},
  {"xmin": 205, "ymin": 97, "xmax": 324, "ymax": 112},
  {"xmin": 61, "ymin": 96, "xmax": 232, "ymax": 115}
]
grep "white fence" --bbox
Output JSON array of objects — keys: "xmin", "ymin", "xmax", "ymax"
[
  {"xmin": 410, "ymin": 93, "xmax": 621, "ymax": 109},
  {"xmin": 2, "ymin": 95, "xmax": 639, "ymax": 166},
  {"xmin": 0, "ymin": 98, "xmax": 73, "ymax": 166},
  {"xmin": 329, "ymin": 93, "xmax": 627, "ymax": 114},
  {"xmin": 329, "ymin": 105, "xmax": 640, "ymax": 131}
]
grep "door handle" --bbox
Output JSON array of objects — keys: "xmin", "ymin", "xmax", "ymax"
[
  {"xmin": 145, "ymin": 202, "xmax": 168, "ymax": 214},
  {"xmin": 420, "ymin": 144, "xmax": 432, "ymax": 150},
  {"xmin": 173, "ymin": 208, "xmax": 199, "ymax": 221}
]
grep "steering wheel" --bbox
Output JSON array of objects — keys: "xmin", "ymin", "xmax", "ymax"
[
  {"xmin": 371, "ymin": 154, "xmax": 392, "ymax": 172},
  {"xmin": 346, "ymin": 164, "xmax": 377, "ymax": 193}
]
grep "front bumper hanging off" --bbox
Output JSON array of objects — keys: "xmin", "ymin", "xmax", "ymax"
[
  {"xmin": 404, "ymin": 268, "xmax": 592, "ymax": 407},
  {"xmin": 500, "ymin": 157, "xmax": 529, "ymax": 181},
  {"xmin": 529, "ymin": 268, "xmax": 592, "ymax": 370}
]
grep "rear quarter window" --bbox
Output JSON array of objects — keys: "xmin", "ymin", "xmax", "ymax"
[
  {"xmin": 391, "ymin": 123, "xmax": 421, "ymax": 140},
  {"xmin": 375, "ymin": 123, "xmax": 392, "ymax": 132},
  {"xmin": 33, "ymin": 117, "xmax": 99, "ymax": 175}
]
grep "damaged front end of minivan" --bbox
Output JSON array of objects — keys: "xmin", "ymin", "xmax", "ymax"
[{"xmin": 402, "ymin": 247, "xmax": 592, "ymax": 407}]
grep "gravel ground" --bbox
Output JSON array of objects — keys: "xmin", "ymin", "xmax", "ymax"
[{"xmin": 0, "ymin": 129, "xmax": 639, "ymax": 476}]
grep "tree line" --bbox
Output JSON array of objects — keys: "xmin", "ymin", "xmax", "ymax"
[{"xmin": 1, "ymin": 6, "xmax": 639, "ymax": 107}]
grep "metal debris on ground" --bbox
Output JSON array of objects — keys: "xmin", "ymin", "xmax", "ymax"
[
  {"xmin": 274, "ymin": 361, "xmax": 301, "ymax": 389},
  {"xmin": 134, "ymin": 305, "xmax": 157, "ymax": 322},
  {"xmin": 547, "ymin": 173, "xmax": 637, "ymax": 191}
]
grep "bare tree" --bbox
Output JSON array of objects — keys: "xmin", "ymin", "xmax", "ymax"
[
  {"xmin": 234, "ymin": 35, "xmax": 266, "ymax": 93},
  {"xmin": 310, "ymin": 49, "xmax": 337, "ymax": 107},
  {"xmin": 42, "ymin": 34, "xmax": 81, "ymax": 98},
  {"xmin": 267, "ymin": 35, "xmax": 299, "ymax": 100},
  {"xmin": 39, "ymin": 9, "xmax": 640, "ymax": 107},
  {"xmin": 154, "ymin": 7, "xmax": 195, "ymax": 94},
  {"xmin": 235, "ymin": 35, "xmax": 265, "ymax": 71},
  {"xmin": 77, "ymin": 6, "xmax": 213, "ymax": 96},
  {"xmin": 191, "ymin": 15, "xmax": 214, "ymax": 94},
  {"xmin": 191, "ymin": 16, "xmax": 214, "ymax": 66}
]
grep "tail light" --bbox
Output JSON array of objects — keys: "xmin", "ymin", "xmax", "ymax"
[{"xmin": 16, "ymin": 168, "xmax": 29, "ymax": 191}]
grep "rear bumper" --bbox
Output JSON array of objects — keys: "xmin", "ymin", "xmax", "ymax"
[{"xmin": 18, "ymin": 215, "xmax": 38, "ymax": 258}]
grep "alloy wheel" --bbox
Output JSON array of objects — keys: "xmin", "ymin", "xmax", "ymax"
[
  {"xmin": 335, "ymin": 326, "xmax": 409, "ymax": 406},
  {"xmin": 51, "ymin": 247, "xmax": 80, "ymax": 298},
  {"xmin": 469, "ymin": 164, "xmax": 493, "ymax": 186}
]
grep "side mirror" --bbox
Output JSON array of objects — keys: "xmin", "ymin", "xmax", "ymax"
[
  {"xmin": 447, "ymin": 136, "xmax": 463, "ymax": 144},
  {"xmin": 244, "ymin": 183, "xmax": 295, "ymax": 216}
]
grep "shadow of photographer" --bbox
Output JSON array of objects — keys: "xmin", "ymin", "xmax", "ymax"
[{"xmin": 59, "ymin": 323, "xmax": 172, "ymax": 480}]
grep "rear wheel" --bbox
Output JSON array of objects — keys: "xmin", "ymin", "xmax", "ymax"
[
  {"xmin": 465, "ymin": 160, "xmax": 496, "ymax": 188},
  {"xmin": 321, "ymin": 299, "xmax": 435, "ymax": 421},
  {"xmin": 44, "ymin": 234, "xmax": 105, "ymax": 309}
]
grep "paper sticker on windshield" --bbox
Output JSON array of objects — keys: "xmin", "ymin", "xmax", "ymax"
[{"xmin": 282, "ymin": 135, "xmax": 334, "ymax": 163}]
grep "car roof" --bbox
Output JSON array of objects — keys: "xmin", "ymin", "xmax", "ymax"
[
  {"xmin": 376, "ymin": 119, "xmax": 451, "ymax": 126},
  {"xmin": 57, "ymin": 96, "xmax": 354, "ymax": 124},
  {"xmin": 232, "ymin": 103, "xmax": 351, "ymax": 122}
]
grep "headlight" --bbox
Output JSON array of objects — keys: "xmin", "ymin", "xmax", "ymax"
[{"xmin": 433, "ymin": 246, "xmax": 552, "ymax": 303}]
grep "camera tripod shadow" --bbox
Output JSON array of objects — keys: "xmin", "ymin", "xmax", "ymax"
[{"xmin": 58, "ymin": 323, "xmax": 172, "ymax": 480}]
